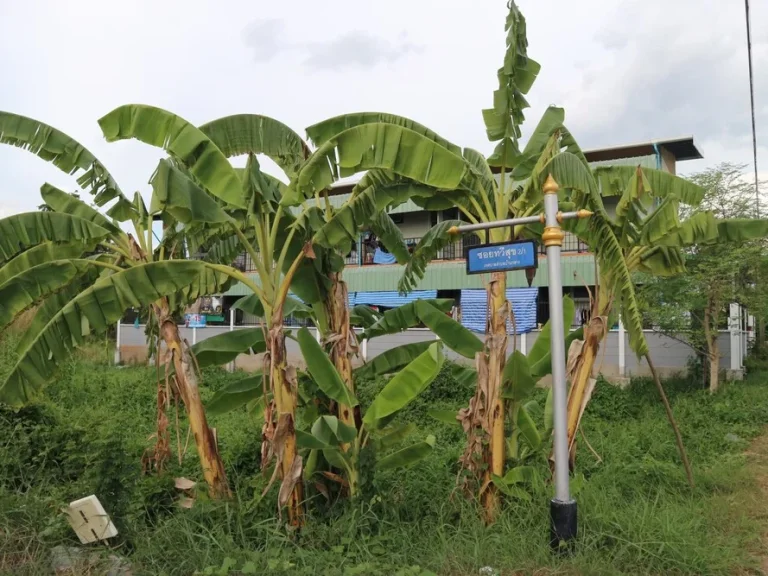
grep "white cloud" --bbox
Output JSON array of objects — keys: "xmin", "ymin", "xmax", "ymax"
[{"xmin": 0, "ymin": 0, "xmax": 765, "ymax": 216}]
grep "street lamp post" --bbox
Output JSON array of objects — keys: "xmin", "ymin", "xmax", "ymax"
[{"xmin": 448, "ymin": 174, "xmax": 587, "ymax": 550}]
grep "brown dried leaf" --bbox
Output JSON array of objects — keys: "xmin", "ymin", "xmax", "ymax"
[
  {"xmin": 320, "ymin": 471, "xmax": 349, "ymax": 487},
  {"xmin": 566, "ymin": 339, "xmax": 585, "ymax": 381},
  {"xmin": 314, "ymin": 481, "xmax": 330, "ymax": 501},
  {"xmin": 278, "ymin": 455, "xmax": 303, "ymax": 508},
  {"xmin": 302, "ymin": 241, "xmax": 316, "ymax": 259}
]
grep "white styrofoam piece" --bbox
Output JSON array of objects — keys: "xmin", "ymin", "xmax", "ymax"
[{"xmin": 65, "ymin": 495, "xmax": 118, "ymax": 544}]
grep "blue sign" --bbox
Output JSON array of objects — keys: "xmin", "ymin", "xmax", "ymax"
[
  {"xmin": 465, "ymin": 240, "xmax": 538, "ymax": 274},
  {"xmin": 185, "ymin": 314, "xmax": 207, "ymax": 328}
]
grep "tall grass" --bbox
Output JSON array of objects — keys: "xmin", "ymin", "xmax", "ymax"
[{"xmin": 0, "ymin": 333, "xmax": 766, "ymax": 575}]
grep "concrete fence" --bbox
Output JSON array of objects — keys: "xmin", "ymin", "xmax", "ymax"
[{"xmin": 115, "ymin": 321, "xmax": 750, "ymax": 382}]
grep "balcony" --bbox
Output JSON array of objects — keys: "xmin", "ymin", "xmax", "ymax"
[
  {"xmin": 232, "ymin": 232, "xmax": 590, "ymax": 272},
  {"xmin": 342, "ymin": 232, "xmax": 590, "ymax": 268},
  {"xmin": 233, "ymin": 232, "xmax": 589, "ymax": 272}
]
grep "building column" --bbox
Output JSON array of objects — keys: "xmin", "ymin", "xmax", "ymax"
[
  {"xmin": 618, "ymin": 318, "xmax": 625, "ymax": 377},
  {"xmin": 228, "ymin": 308, "xmax": 235, "ymax": 373},
  {"xmin": 114, "ymin": 321, "xmax": 121, "ymax": 365},
  {"xmin": 729, "ymin": 303, "xmax": 743, "ymax": 377}
]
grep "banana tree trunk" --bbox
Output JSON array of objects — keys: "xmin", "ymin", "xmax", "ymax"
[
  {"xmin": 267, "ymin": 315, "xmax": 304, "ymax": 527},
  {"xmin": 459, "ymin": 272, "xmax": 508, "ymax": 523},
  {"xmin": 154, "ymin": 302, "xmax": 230, "ymax": 498},
  {"xmin": 564, "ymin": 314, "xmax": 607, "ymax": 466},
  {"xmin": 326, "ymin": 272, "xmax": 357, "ymax": 433}
]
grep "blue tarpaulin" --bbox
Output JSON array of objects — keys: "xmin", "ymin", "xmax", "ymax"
[
  {"xmin": 372, "ymin": 248, "xmax": 397, "ymax": 265},
  {"xmin": 350, "ymin": 290, "xmax": 438, "ymax": 308},
  {"xmin": 459, "ymin": 288, "xmax": 539, "ymax": 333}
]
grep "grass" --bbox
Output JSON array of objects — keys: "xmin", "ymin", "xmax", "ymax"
[{"xmin": 1, "ymin": 334, "xmax": 767, "ymax": 575}]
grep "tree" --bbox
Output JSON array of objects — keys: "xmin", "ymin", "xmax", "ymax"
[
  {"xmin": 0, "ymin": 111, "xmax": 270, "ymax": 498},
  {"xmin": 638, "ymin": 163, "xmax": 768, "ymax": 393}
]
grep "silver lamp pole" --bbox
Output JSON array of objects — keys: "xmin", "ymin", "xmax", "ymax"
[
  {"xmin": 542, "ymin": 174, "xmax": 578, "ymax": 549},
  {"xmin": 448, "ymin": 173, "xmax": 587, "ymax": 550}
]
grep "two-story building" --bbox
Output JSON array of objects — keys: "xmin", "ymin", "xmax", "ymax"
[{"xmin": 223, "ymin": 136, "xmax": 702, "ymax": 331}]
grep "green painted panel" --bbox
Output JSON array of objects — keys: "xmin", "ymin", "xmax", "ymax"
[{"xmin": 224, "ymin": 254, "xmax": 596, "ymax": 296}]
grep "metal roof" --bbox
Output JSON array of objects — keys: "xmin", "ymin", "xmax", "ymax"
[{"xmin": 583, "ymin": 136, "xmax": 703, "ymax": 163}]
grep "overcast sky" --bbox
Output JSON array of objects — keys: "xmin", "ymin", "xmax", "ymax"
[{"xmin": 0, "ymin": 0, "xmax": 766, "ymax": 218}]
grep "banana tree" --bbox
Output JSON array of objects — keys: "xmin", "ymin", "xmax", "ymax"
[
  {"xmin": 289, "ymin": 2, "xmax": 646, "ymax": 520},
  {"xmin": 357, "ymin": 295, "xmax": 581, "ymax": 504},
  {"xmin": 296, "ymin": 328, "xmax": 444, "ymax": 497},
  {"xmin": 558, "ymin": 163, "xmax": 768, "ymax": 476},
  {"xmin": 100, "ymin": 107, "xmax": 411, "ymax": 523},
  {"xmin": 0, "ymin": 111, "xmax": 274, "ymax": 498}
]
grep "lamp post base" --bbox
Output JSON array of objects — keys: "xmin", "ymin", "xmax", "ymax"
[{"xmin": 549, "ymin": 498, "xmax": 577, "ymax": 552}]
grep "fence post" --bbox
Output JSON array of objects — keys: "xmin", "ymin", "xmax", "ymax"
[
  {"xmin": 228, "ymin": 308, "xmax": 235, "ymax": 373},
  {"xmin": 618, "ymin": 319, "xmax": 625, "ymax": 377},
  {"xmin": 520, "ymin": 332, "xmax": 527, "ymax": 355},
  {"xmin": 114, "ymin": 321, "xmax": 121, "ymax": 365},
  {"xmin": 192, "ymin": 326, "xmax": 197, "ymax": 345},
  {"xmin": 729, "ymin": 303, "xmax": 741, "ymax": 373},
  {"xmin": 361, "ymin": 337, "xmax": 368, "ymax": 362}
]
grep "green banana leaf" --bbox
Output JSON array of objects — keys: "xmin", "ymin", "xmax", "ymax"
[
  {"xmin": 297, "ymin": 327, "xmax": 358, "ymax": 408},
  {"xmin": 530, "ymin": 327, "xmax": 584, "ymax": 381},
  {"xmin": 398, "ymin": 221, "xmax": 463, "ymax": 293},
  {"xmin": 510, "ymin": 106, "xmax": 565, "ymax": 180},
  {"xmin": 40, "ymin": 183, "xmax": 123, "ymax": 236},
  {"xmin": 0, "ymin": 259, "xmax": 112, "ymax": 331},
  {"xmin": 501, "ymin": 350, "xmax": 535, "ymax": 401},
  {"xmin": 362, "ymin": 298, "xmax": 454, "ymax": 340},
  {"xmin": 206, "ymin": 374, "xmax": 265, "ymax": 416},
  {"xmin": 349, "ymin": 304, "xmax": 381, "ymax": 328},
  {"xmin": 526, "ymin": 296, "xmax": 575, "ymax": 368},
  {"xmin": 0, "ymin": 261, "xmax": 228, "ymax": 407},
  {"xmin": 307, "ymin": 112, "xmax": 461, "ymax": 154},
  {"xmin": 355, "ymin": 341, "xmax": 433, "ymax": 378},
  {"xmin": 15, "ymin": 280, "xmax": 96, "ymax": 354},
  {"xmin": 542, "ymin": 152, "xmax": 648, "ymax": 357},
  {"xmin": 188, "ymin": 328, "xmax": 267, "ymax": 367},
  {"xmin": 516, "ymin": 404, "xmax": 541, "ymax": 449},
  {"xmin": 594, "ymin": 165, "xmax": 705, "ymax": 206},
  {"xmin": 149, "ymin": 159, "xmax": 233, "ymax": 224},
  {"xmin": 414, "ymin": 300, "xmax": 482, "ymax": 359},
  {"xmin": 427, "ymin": 409, "xmax": 460, "ymax": 427},
  {"xmin": 0, "ymin": 241, "xmax": 91, "ymax": 287},
  {"xmin": 363, "ymin": 342, "xmax": 444, "ymax": 426},
  {"xmin": 0, "ymin": 212, "xmax": 110, "ymax": 264},
  {"xmin": 0, "ymin": 111, "xmax": 128, "ymax": 210},
  {"xmin": 232, "ymin": 294, "xmax": 311, "ymax": 319},
  {"xmin": 484, "ymin": 1, "xmax": 540, "ymax": 168},
  {"xmin": 716, "ymin": 218, "xmax": 768, "ymax": 243},
  {"xmin": 315, "ymin": 170, "xmax": 438, "ymax": 252},
  {"xmin": 199, "ymin": 113, "xmax": 309, "ymax": 179},
  {"xmin": 369, "ymin": 212, "xmax": 410, "ymax": 265},
  {"xmin": 98, "ymin": 104, "xmax": 246, "ymax": 208},
  {"xmin": 310, "ymin": 415, "xmax": 357, "ymax": 446},
  {"xmin": 377, "ymin": 435, "xmax": 436, "ymax": 471},
  {"xmin": 294, "ymin": 123, "xmax": 472, "ymax": 202}
]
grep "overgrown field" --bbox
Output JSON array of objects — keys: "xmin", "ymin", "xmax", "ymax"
[{"xmin": 1, "ymin": 336, "xmax": 767, "ymax": 575}]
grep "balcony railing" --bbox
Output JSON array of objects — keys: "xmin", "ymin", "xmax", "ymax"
[{"xmin": 233, "ymin": 232, "xmax": 590, "ymax": 272}]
